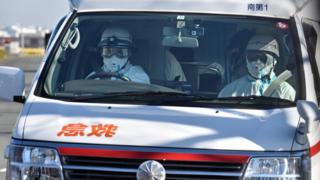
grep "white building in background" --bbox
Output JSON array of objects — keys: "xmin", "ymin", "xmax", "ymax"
[
  {"xmin": 0, "ymin": 30, "xmax": 9, "ymax": 39},
  {"xmin": 0, "ymin": 25, "xmax": 50, "ymax": 55}
]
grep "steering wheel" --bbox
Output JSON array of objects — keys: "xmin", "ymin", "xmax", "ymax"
[{"xmin": 88, "ymin": 72, "xmax": 131, "ymax": 81}]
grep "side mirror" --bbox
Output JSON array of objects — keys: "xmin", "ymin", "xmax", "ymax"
[
  {"xmin": 297, "ymin": 100, "xmax": 320, "ymax": 133},
  {"xmin": 0, "ymin": 66, "xmax": 25, "ymax": 102}
]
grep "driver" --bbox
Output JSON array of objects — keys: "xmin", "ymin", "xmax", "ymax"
[
  {"xmin": 86, "ymin": 27, "xmax": 150, "ymax": 84},
  {"xmin": 218, "ymin": 35, "xmax": 296, "ymax": 101}
]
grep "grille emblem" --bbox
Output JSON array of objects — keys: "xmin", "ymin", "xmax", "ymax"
[{"xmin": 136, "ymin": 160, "xmax": 166, "ymax": 180}]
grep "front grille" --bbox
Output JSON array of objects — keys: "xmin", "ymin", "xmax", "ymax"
[{"xmin": 62, "ymin": 156, "xmax": 245, "ymax": 180}]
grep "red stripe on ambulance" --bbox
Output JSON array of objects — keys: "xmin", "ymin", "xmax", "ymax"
[
  {"xmin": 58, "ymin": 147, "xmax": 249, "ymax": 163},
  {"xmin": 310, "ymin": 141, "xmax": 320, "ymax": 157}
]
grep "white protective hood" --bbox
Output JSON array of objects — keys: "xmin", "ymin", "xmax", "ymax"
[{"xmin": 22, "ymin": 96, "xmax": 300, "ymax": 151}]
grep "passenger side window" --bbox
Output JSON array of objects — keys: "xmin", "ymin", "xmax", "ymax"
[{"xmin": 302, "ymin": 19, "xmax": 320, "ymax": 104}]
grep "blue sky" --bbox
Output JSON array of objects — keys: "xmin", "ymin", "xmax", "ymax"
[{"xmin": 0, "ymin": 0, "xmax": 69, "ymax": 29}]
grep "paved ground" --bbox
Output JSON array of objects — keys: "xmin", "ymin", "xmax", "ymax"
[{"xmin": 0, "ymin": 55, "xmax": 42, "ymax": 179}]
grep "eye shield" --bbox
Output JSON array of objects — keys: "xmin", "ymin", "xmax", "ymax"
[
  {"xmin": 98, "ymin": 36, "xmax": 133, "ymax": 58},
  {"xmin": 101, "ymin": 47, "xmax": 130, "ymax": 58},
  {"xmin": 244, "ymin": 50, "xmax": 279, "ymax": 64}
]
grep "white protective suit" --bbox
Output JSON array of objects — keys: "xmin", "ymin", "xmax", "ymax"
[
  {"xmin": 87, "ymin": 62, "xmax": 150, "ymax": 84},
  {"xmin": 218, "ymin": 35, "xmax": 296, "ymax": 101},
  {"xmin": 218, "ymin": 74, "xmax": 296, "ymax": 101},
  {"xmin": 86, "ymin": 27, "xmax": 150, "ymax": 84}
]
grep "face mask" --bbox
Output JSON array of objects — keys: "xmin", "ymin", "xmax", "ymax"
[
  {"xmin": 102, "ymin": 56, "xmax": 128, "ymax": 73},
  {"xmin": 246, "ymin": 54, "xmax": 274, "ymax": 79}
]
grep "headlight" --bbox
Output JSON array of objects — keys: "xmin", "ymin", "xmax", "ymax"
[
  {"xmin": 5, "ymin": 145, "xmax": 63, "ymax": 180},
  {"xmin": 243, "ymin": 157, "xmax": 301, "ymax": 180}
]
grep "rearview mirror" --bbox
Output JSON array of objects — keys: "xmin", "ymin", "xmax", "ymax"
[
  {"xmin": 162, "ymin": 26, "xmax": 200, "ymax": 48},
  {"xmin": 162, "ymin": 36, "xmax": 199, "ymax": 48}
]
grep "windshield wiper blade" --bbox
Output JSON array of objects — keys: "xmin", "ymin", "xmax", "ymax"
[
  {"xmin": 217, "ymin": 95, "xmax": 294, "ymax": 105},
  {"xmin": 68, "ymin": 91, "xmax": 191, "ymax": 102},
  {"xmin": 60, "ymin": 91, "xmax": 294, "ymax": 106}
]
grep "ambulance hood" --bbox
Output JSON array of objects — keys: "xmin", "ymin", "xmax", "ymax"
[{"xmin": 22, "ymin": 97, "xmax": 300, "ymax": 151}]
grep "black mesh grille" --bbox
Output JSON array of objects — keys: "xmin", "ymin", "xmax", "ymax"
[
  {"xmin": 65, "ymin": 170, "xmax": 136, "ymax": 180},
  {"xmin": 62, "ymin": 156, "xmax": 245, "ymax": 180}
]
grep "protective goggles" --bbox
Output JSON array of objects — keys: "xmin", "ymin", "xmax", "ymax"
[
  {"xmin": 244, "ymin": 50, "xmax": 278, "ymax": 64},
  {"xmin": 101, "ymin": 47, "xmax": 130, "ymax": 58}
]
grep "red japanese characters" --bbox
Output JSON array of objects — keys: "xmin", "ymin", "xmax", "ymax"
[{"xmin": 57, "ymin": 123, "xmax": 118, "ymax": 137}]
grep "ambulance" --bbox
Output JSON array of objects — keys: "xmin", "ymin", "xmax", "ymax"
[{"xmin": 0, "ymin": 0, "xmax": 319, "ymax": 179}]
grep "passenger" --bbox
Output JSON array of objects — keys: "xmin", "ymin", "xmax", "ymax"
[
  {"xmin": 226, "ymin": 29, "xmax": 256, "ymax": 81},
  {"xmin": 86, "ymin": 27, "xmax": 150, "ymax": 84},
  {"xmin": 218, "ymin": 35, "xmax": 296, "ymax": 101}
]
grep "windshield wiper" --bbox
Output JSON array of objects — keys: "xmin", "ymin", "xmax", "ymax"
[
  {"xmin": 217, "ymin": 95, "xmax": 295, "ymax": 106},
  {"xmin": 57, "ymin": 92, "xmax": 294, "ymax": 106},
  {"xmin": 65, "ymin": 91, "xmax": 193, "ymax": 102}
]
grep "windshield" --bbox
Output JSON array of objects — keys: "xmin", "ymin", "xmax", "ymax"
[{"xmin": 41, "ymin": 13, "xmax": 300, "ymax": 105}]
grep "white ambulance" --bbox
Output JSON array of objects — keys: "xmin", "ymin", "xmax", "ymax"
[{"xmin": 1, "ymin": 0, "xmax": 319, "ymax": 179}]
